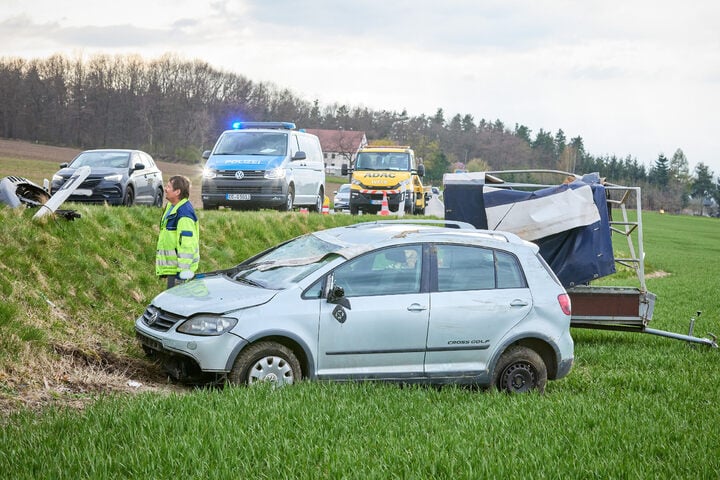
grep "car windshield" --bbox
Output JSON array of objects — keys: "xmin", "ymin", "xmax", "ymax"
[
  {"xmin": 231, "ymin": 233, "xmax": 342, "ymax": 289},
  {"xmin": 338, "ymin": 184, "xmax": 350, "ymax": 193},
  {"xmin": 214, "ymin": 132, "xmax": 288, "ymax": 156},
  {"xmin": 70, "ymin": 151, "xmax": 130, "ymax": 169},
  {"xmin": 355, "ymin": 152, "xmax": 409, "ymax": 171}
]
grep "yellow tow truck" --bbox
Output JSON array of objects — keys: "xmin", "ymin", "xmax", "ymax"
[{"xmin": 341, "ymin": 145, "xmax": 430, "ymax": 215}]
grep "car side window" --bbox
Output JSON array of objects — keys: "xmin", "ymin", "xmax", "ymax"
[
  {"xmin": 436, "ymin": 245, "xmax": 527, "ymax": 292},
  {"xmin": 332, "ymin": 245, "xmax": 422, "ymax": 297}
]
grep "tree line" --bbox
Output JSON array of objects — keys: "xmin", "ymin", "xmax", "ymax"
[{"xmin": 0, "ymin": 53, "xmax": 717, "ymax": 214}]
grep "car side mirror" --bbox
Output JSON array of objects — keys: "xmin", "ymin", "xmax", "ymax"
[
  {"xmin": 292, "ymin": 151, "xmax": 307, "ymax": 161},
  {"xmin": 341, "ymin": 165, "xmax": 349, "ymax": 176},
  {"xmin": 132, "ymin": 163, "xmax": 145, "ymax": 171},
  {"xmin": 202, "ymin": 150, "xmax": 211, "ymax": 159},
  {"xmin": 60, "ymin": 162, "xmax": 69, "ymax": 168},
  {"xmin": 417, "ymin": 164, "xmax": 425, "ymax": 177},
  {"xmin": 327, "ymin": 284, "xmax": 351, "ymax": 309}
]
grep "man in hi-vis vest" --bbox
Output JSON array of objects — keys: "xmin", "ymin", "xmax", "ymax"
[{"xmin": 156, "ymin": 175, "xmax": 199, "ymax": 288}]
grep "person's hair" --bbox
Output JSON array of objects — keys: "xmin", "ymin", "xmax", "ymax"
[{"xmin": 169, "ymin": 175, "xmax": 191, "ymax": 200}]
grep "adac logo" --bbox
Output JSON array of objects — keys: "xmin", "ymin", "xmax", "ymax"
[{"xmin": 364, "ymin": 172, "xmax": 396, "ymax": 178}]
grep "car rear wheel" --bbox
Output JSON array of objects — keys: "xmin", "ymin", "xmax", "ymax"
[
  {"xmin": 493, "ymin": 346, "xmax": 547, "ymax": 393},
  {"xmin": 153, "ymin": 188, "xmax": 163, "ymax": 207},
  {"xmin": 311, "ymin": 188, "xmax": 324, "ymax": 212},
  {"xmin": 229, "ymin": 341, "xmax": 301, "ymax": 387},
  {"xmin": 122, "ymin": 187, "xmax": 134, "ymax": 206}
]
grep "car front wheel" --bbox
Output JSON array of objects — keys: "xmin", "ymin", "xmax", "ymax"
[
  {"xmin": 122, "ymin": 187, "xmax": 134, "ymax": 206},
  {"xmin": 493, "ymin": 346, "xmax": 547, "ymax": 393},
  {"xmin": 229, "ymin": 341, "xmax": 302, "ymax": 387},
  {"xmin": 280, "ymin": 187, "xmax": 294, "ymax": 211}
]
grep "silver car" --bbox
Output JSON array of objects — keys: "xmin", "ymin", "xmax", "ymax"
[
  {"xmin": 333, "ymin": 183, "xmax": 351, "ymax": 212},
  {"xmin": 136, "ymin": 220, "xmax": 574, "ymax": 393}
]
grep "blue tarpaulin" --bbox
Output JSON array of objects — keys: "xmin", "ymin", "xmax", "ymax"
[{"xmin": 444, "ymin": 173, "xmax": 615, "ymax": 287}]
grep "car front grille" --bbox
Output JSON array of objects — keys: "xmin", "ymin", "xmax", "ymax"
[
  {"xmin": 215, "ymin": 170, "xmax": 266, "ymax": 179},
  {"xmin": 141, "ymin": 305, "xmax": 185, "ymax": 332}
]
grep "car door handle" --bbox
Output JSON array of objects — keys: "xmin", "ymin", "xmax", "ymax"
[
  {"xmin": 510, "ymin": 299, "xmax": 529, "ymax": 307},
  {"xmin": 407, "ymin": 303, "xmax": 428, "ymax": 312}
]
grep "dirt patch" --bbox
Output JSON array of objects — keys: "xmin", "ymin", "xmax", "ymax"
[
  {"xmin": 0, "ymin": 343, "xmax": 189, "ymax": 416},
  {"xmin": 0, "ymin": 138, "xmax": 81, "ymax": 163}
]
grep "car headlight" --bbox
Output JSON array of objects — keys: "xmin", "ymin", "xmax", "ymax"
[
  {"xmin": 176, "ymin": 315, "xmax": 238, "ymax": 336},
  {"xmin": 203, "ymin": 168, "xmax": 217, "ymax": 179},
  {"xmin": 264, "ymin": 167, "xmax": 286, "ymax": 180},
  {"xmin": 104, "ymin": 174, "xmax": 123, "ymax": 182}
]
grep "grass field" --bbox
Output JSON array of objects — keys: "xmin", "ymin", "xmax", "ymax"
[{"xmin": 1, "ymin": 146, "xmax": 720, "ymax": 478}]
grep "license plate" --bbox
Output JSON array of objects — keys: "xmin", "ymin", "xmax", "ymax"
[
  {"xmin": 370, "ymin": 199, "xmax": 382, "ymax": 205},
  {"xmin": 226, "ymin": 194, "xmax": 251, "ymax": 200},
  {"xmin": 74, "ymin": 189, "xmax": 92, "ymax": 196}
]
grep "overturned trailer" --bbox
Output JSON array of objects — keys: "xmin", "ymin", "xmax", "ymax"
[{"xmin": 443, "ymin": 169, "xmax": 716, "ymax": 347}]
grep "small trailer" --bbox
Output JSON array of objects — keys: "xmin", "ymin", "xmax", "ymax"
[{"xmin": 443, "ymin": 169, "xmax": 716, "ymax": 347}]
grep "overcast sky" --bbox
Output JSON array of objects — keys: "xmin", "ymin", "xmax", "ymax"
[{"xmin": 2, "ymin": 0, "xmax": 719, "ymax": 176}]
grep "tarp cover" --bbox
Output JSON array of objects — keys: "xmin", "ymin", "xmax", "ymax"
[{"xmin": 443, "ymin": 173, "xmax": 615, "ymax": 287}]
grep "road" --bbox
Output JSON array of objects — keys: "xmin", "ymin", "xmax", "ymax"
[{"xmin": 424, "ymin": 194, "xmax": 444, "ymax": 217}]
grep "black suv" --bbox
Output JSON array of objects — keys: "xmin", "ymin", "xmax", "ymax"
[{"xmin": 51, "ymin": 149, "xmax": 164, "ymax": 206}]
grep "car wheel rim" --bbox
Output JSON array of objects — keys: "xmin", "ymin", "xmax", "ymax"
[
  {"xmin": 501, "ymin": 362, "xmax": 535, "ymax": 393},
  {"xmin": 248, "ymin": 355, "xmax": 294, "ymax": 386}
]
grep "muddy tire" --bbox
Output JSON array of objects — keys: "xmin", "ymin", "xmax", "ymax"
[
  {"xmin": 493, "ymin": 345, "xmax": 547, "ymax": 393},
  {"xmin": 122, "ymin": 187, "xmax": 134, "ymax": 206},
  {"xmin": 229, "ymin": 341, "xmax": 301, "ymax": 386}
]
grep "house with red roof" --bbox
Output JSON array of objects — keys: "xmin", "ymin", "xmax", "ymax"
[{"xmin": 305, "ymin": 129, "xmax": 367, "ymax": 176}]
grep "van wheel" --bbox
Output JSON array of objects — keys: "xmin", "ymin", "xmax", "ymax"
[
  {"xmin": 493, "ymin": 346, "xmax": 547, "ymax": 393},
  {"xmin": 229, "ymin": 341, "xmax": 301, "ymax": 387},
  {"xmin": 122, "ymin": 187, "xmax": 134, "ymax": 206},
  {"xmin": 350, "ymin": 205, "xmax": 359, "ymax": 215},
  {"xmin": 281, "ymin": 187, "xmax": 295, "ymax": 211},
  {"xmin": 311, "ymin": 188, "xmax": 324, "ymax": 212}
]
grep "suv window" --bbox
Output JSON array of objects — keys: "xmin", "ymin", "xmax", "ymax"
[
  {"xmin": 333, "ymin": 245, "xmax": 422, "ymax": 297},
  {"xmin": 436, "ymin": 245, "xmax": 526, "ymax": 292}
]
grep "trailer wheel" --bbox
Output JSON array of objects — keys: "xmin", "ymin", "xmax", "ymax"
[{"xmin": 493, "ymin": 346, "xmax": 547, "ymax": 393}]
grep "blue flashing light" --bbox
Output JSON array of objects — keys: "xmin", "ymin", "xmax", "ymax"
[{"xmin": 230, "ymin": 121, "xmax": 296, "ymax": 130}]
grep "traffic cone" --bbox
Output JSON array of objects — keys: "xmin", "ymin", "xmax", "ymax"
[
  {"xmin": 379, "ymin": 191, "xmax": 390, "ymax": 216},
  {"xmin": 322, "ymin": 195, "xmax": 330, "ymax": 215}
]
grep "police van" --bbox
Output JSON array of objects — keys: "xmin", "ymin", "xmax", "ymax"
[{"xmin": 201, "ymin": 122, "xmax": 325, "ymax": 211}]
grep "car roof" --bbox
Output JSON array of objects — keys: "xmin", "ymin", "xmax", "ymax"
[{"xmin": 314, "ymin": 221, "xmax": 536, "ymax": 253}]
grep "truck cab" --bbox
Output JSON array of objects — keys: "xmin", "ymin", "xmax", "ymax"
[{"xmin": 341, "ymin": 145, "xmax": 428, "ymax": 215}]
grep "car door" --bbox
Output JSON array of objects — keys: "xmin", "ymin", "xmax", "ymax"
[
  {"xmin": 317, "ymin": 245, "xmax": 429, "ymax": 379},
  {"xmin": 425, "ymin": 244, "xmax": 532, "ymax": 376},
  {"xmin": 130, "ymin": 151, "xmax": 151, "ymax": 203}
]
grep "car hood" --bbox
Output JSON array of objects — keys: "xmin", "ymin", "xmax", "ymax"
[
  {"xmin": 151, "ymin": 273, "xmax": 278, "ymax": 317},
  {"xmin": 207, "ymin": 154, "xmax": 284, "ymax": 171},
  {"xmin": 55, "ymin": 166, "xmax": 125, "ymax": 178}
]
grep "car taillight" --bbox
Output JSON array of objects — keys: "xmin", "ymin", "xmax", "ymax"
[{"xmin": 558, "ymin": 293, "xmax": 571, "ymax": 316}]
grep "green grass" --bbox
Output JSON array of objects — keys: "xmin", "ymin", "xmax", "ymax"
[{"xmin": 1, "ymin": 202, "xmax": 720, "ymax": 478}]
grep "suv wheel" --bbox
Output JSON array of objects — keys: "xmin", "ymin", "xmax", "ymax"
[
  {"xmin": 311, "ymin": 188, "xmax": 324, "ymax": 212},
  {"xmin": 153, "ymin": 188, "xmax": 164, "ymax": 207},
  {"xmin": 493, "ymin": 346, "xmax": 547, "ymax": 393},
  {"xmin": 122, "ymin": 187, "xmax": 134, "ymax": 206},
  {"xmin": 229, "ymin": 341, "xmax": 302, "ymax": 387}
]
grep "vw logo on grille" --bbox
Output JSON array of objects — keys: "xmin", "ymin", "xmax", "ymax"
[
  {"xmin": 235, "ymin": 171, "xmax": 245, "ymax": 180},
  {"xmin": 147, "ymin": 310, "xmax": 159, "ymax": 326}
]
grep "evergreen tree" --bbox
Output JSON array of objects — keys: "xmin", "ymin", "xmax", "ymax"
[{"xmin": 649, "ymin": 154, "xmax": 670, "ymax": 186}]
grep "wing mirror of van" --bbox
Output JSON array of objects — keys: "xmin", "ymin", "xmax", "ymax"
[
  {"xmin": 291, "ymin": 151, "xmax": 307, "ymax": 161},
  {"xmin": 202, "ymin": 150, "xmax": 211, "ymax": 159}
]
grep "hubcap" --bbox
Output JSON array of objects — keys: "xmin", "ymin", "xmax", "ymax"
[{"xmin": 248, "ymin": 355, "xmax": 294, "ymax": 386}]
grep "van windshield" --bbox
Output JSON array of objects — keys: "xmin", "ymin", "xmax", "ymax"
[{"xmin": 214, "ymin": 132, "xmax": 288, "ymax": 156}]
